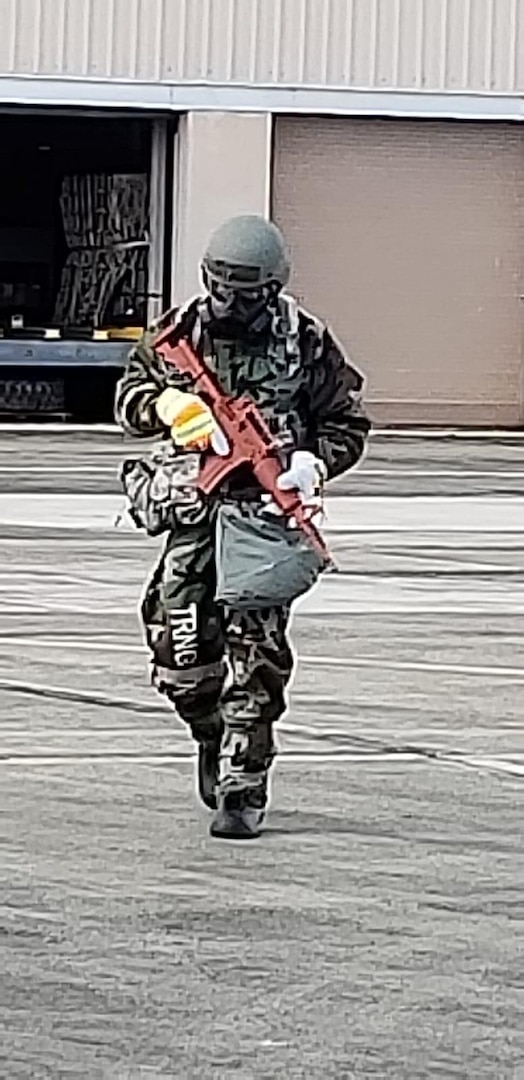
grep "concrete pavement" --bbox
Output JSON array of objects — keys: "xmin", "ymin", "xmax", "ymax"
[{"xmin": 0, "ymin": 432, "xmax": 523, "ymax": 1079}]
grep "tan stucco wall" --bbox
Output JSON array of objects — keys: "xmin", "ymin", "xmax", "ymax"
[{"xmin": 172, "ymin": 111, "xmax": 271, "ymax": 302}]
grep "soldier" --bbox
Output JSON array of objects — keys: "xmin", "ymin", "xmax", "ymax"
[{"xmin": 115, "ymin": 215, "xmax": 370, "ymax": 840}]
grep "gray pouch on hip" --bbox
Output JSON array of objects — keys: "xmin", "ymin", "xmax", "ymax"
[
  {"xmin": 214, "ymin": 501, "xmax": 326, "ymax": 609},
  {"xmin": 118, "ymin": 445, "xmax": 207, "ymax": 536}
]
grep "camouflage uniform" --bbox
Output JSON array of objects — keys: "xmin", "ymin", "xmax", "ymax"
[
  {"xmin": 115, "ymin": 217, "xmax": 370, "ymax": 838},
  {"xmin": 116, "ymin": 293, "xmax": 369, "ymax": 782}
]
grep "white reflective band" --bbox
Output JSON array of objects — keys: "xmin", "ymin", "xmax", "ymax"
[
  {"xmin": 154, "ymin": 660, "xmax": 225, "ymax": 686},
  {"xmin": 118, "ymin": 382, "xmax": 159, "ymax": 430}
]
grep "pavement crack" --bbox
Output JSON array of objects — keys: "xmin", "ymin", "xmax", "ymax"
[{"xmin": 0, "ymin": 678, "xmax": 170, "ymax": 718}]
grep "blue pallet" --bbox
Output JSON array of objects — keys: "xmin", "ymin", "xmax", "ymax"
[{"xmin": 0, "ymin": 339, "xmax": 132, "ymax": 368}]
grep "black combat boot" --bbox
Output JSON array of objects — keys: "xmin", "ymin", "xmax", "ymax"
[
  {"xmin": 190, "ymin": 713, "xmax": 223, "ymax": 811},
  {"xmin": 210, "ymin": 776, "xmax": 268, "ymax": 840},
  {"xmin": 197, "ymin": 738, "xmax": 220, "ymax": 810}
]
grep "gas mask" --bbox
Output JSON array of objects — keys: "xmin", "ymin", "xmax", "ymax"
[{"xmin": 202, "ymin": 268, "xmax": 280, "ymax": 336}]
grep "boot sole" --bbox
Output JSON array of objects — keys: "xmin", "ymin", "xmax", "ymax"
[{"xmin": 209, "ymin": 826, "xmax": 262, "ymax": 840}]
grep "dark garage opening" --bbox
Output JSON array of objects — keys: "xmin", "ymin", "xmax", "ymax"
[{"xmin": 0, "ymin": 111, "xmax": 156, "ymax": 421}]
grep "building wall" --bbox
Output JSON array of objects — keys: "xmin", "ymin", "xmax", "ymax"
[
  {"xmin": 0, "ymin": 0, "xmax": 523, "ymax": 96},
  {"xmin": 273, "ymin": 116, "xmax": 523, "ymax": 426},
  {"xmin": 172, "ymin": 111, "xmax": 271, "ymax": 301}
]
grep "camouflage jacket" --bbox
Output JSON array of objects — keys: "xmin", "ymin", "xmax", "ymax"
[{"xmin": 114, "ymin": 296, "xmax": 371, "ymax": 483}]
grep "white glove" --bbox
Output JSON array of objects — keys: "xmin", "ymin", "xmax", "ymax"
[
  {"xmin": 276, "ymin": 450, "xmax": 326, "ymax": 501},
  {"xmin": 261, "ymin": 450, "xmax": 326, "ymax": 526}
]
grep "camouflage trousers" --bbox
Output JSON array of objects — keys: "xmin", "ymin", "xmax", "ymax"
[{"xmin": 141, "ymin": 512, "xmax": 294, "ymax": 790}]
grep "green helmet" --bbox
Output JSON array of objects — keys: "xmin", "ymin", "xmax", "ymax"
[{"xmin": 201, "ymin": 215, "xmax": 290, "ymax": 291}]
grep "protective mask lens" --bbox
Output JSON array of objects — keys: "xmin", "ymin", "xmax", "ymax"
[{"xmin": 209, "ymin": 282, "xmax": 266, "ymax": 323}]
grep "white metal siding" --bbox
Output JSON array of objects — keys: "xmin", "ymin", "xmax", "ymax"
[{"xmin": 0, "ymin": 0, "xmax": 523, "ymax": 94}]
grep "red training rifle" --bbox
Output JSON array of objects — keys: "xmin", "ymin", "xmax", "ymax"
[{"xmin": 152, "ymin": 325, "xmax": 333, "ymax": 567}]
